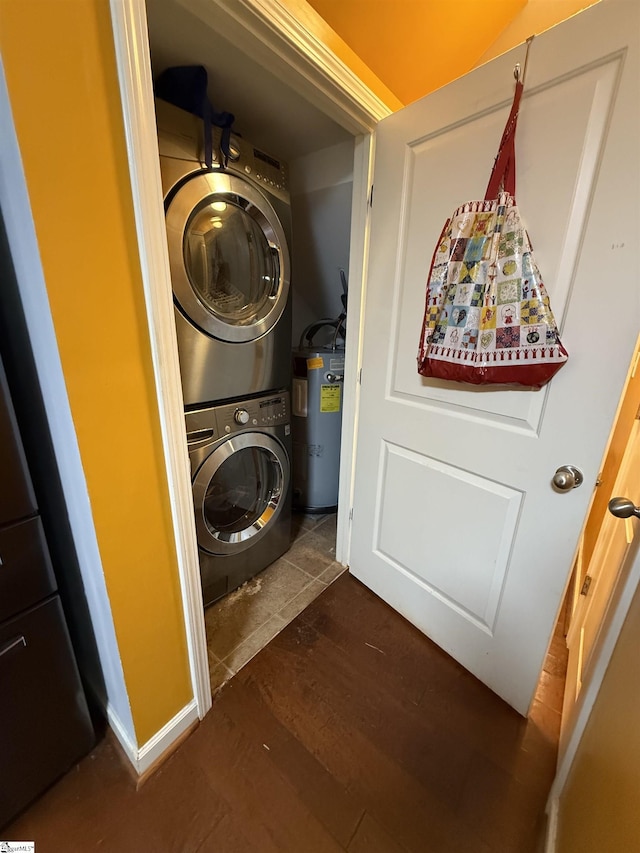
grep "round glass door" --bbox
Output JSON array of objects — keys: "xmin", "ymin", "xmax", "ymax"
[
  {"xmin": 166, "ymin": 172, "xmax": 290, "ymax": 343},
  {"xmin": 192, "ymin": 433, "xmax": 289, "ymax": 555}
]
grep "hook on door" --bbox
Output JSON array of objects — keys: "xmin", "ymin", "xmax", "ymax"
[{"xmin": 513, "ymin": 35, "xmax": 535, "ymax": 85}]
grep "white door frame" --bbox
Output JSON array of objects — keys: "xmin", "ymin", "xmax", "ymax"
[{"xmin": 108, "ymin": 0, "xmax": 382, "ymax": 720}]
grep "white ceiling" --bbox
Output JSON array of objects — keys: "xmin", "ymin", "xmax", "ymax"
[{"xmin": 145, "ymin": 0, "xmax": 354, "ymax": 163}]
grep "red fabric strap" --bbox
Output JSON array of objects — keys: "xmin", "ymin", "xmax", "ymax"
[{"xmin": 485, "ymin": 81, "xmax": 524, "ymax": 200}]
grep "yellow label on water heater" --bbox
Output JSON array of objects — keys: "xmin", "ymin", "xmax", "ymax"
[
  {"xmin": 320, "ymin": 384, "xmax": 341, "ymax": 413},
  {"xmin": 306, "ymin": 357, "xmax": 324, "ymax": 370}
]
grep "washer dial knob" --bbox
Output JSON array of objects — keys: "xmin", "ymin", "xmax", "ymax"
[{"xmin": 234, "ymin": 408, "xmax": 250, "ymax": 425}]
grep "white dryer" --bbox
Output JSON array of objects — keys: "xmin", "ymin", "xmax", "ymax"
[{"xmin": 157, "ymin": 98, "xmax": 292, "ymax": 405}]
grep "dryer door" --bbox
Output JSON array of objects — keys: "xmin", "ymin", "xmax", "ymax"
[
  {"xmin": 166, "ymin": 172, "xmax": 290, "ymax": 343},
  {"xmin": 193, "ymin": 432, "xmax": 289, "ymax": 555}
]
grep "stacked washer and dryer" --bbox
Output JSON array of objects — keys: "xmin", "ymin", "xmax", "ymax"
[{"xmin": 157, "ymin": 98, "xmax": 293, "ymax": 606}]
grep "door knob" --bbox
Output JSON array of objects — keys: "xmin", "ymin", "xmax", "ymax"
[
  {"xmin": 552, "ymin": 465, "xmax": 584, "ymax": 491},
  {"xmin": 608, "ymin": 497, "xmax": 640, "ymax": 519}
]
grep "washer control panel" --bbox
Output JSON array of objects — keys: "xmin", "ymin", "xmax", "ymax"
[
  {"xmin": 256, "ymin": 394, "xmax": 289, "ymax": 426},
  {"xmin": 214, "ymin": 392, "xmax": 290, "ymax": 436},
  {"xmin": 185, "ymin": 392, "xmax": 290, "ymax": 448}
]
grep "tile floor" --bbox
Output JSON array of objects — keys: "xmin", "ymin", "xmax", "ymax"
[{"xmin": 205, "ymin": 511, "xmax": 345, "ymax": 693}]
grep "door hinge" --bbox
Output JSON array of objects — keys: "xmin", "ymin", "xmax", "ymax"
[
  {"xmin": 368, "ymin": 184, "xmax": 374, "ymax": 207},
  {"xmin": 349, "ymin": 507, "xmax": 354, "ymax": 521},
  {"xmin": 357, "ymin": 367, "xmax": 362, "ymax": 385},
  {"xmin": 580, "ymin": 575, "xmax": 593, "ymax": 596}
]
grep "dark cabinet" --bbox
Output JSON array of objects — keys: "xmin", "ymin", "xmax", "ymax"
[
  {"xmin": 0, "ymin": 355, "xmax": 36, "ymax": 525},
  {"xmin": 0, "ymin": 517, "xmax": 57, "ymax": 624},
  {"xmin": 0, "ymin": 597, "xmax": 95, "ymax": 825},
  {"xmin": 0, "ymin": 356, "xmax": 93, "ymax": 828}
]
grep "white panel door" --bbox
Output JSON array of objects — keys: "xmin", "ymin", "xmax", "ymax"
[{"xmin": 350, "ymin": 0, "xmax": 640, "ymax": 714}]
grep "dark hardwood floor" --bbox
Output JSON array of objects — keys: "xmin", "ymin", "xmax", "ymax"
[{"xmin": 4, "ymin": 573, "xmax": 563, "ymax": 852}]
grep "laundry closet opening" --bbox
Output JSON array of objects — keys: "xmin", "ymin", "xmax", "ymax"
[{"xmin": 145, "ymin": 0, "xmax": 363, "ymax": 690}]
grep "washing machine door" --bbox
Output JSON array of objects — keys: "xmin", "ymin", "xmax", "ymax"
[
  {"xmin": 192, "ymin": 432, "xmax": 289, "ymax": 555},
  {"xmin": 166, "ymin": 172, "xmax": 290, "ymax": 344}
]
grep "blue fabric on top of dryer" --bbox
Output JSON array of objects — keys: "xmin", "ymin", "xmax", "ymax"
[{"xmin": 155, "ymin": 65, "xmax": 235, "ymax": 167}]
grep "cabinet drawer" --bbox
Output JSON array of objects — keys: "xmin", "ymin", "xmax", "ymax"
[
  {"xmin": 0, "ymin": 516, "xmax": 57, "ymax": 624},
  {"xmin": 0, "ymin": 595, "xmax": 94, "ymax": 827},
  {"xmin": 0, "ymin": 357, "xmax": 37, "ymax": 526}
]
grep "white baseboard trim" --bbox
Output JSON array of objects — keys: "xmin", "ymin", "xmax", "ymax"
[
  {"xmin": 106, "ymin": 702, "xmax": 139, "ymax": 768},
  {"xmin": 136, "ymin": 699, "xmax": 199, "ymax": 775},
  {"xmin": 545, "ymin": 797, "xmax": 559, "ymax": 853},
  {"xmin": 107, "ymin": 698, "xmax": 199, "ymax": 775}
]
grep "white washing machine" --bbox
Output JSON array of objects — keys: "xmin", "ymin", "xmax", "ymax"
[
  {"xmin": 157, "ymin": 98, "xmax": 292, "ymax": 406},
  {"xmin": 186, "ymin": 390, "xmax": 292, "ymax": 606}
]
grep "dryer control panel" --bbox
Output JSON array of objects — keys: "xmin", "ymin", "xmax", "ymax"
[
  {"xmin": 213, "ymin": 128, "xmax": 290, "ymax": 204},
  {"xmin": 156, "ymin": 98, "xmax": 290, "ymax": 205}
]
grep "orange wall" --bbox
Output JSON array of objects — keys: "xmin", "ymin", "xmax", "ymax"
[
  {"xmin": 305, "ymin": 0, "xmax": 601, "ymax": 105},
  {"xmin": 306, "ymin": 0, "xmax": 527, "ymax": 104},
  {"xmin": 279, "ymin": 0, "xmax": 403, "ymax": 111},
  {"xmin": 0, "ymin": 0, "xmax": 192, "ymax": 744}
]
